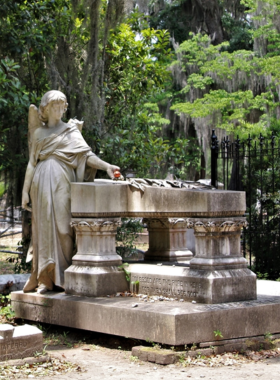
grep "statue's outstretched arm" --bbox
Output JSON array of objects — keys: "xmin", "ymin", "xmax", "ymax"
[{"xmin": 86, "ymin": 156, "xmax": 120, "ymax": 179}]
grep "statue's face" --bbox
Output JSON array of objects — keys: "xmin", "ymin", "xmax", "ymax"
[{"xmin": 47, "ymin": 100, "xmax": 65, "ymax": 121}]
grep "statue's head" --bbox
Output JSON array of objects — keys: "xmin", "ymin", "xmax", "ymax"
[{"xmin": 39, "ymin": 90, "xmax": 68, "ymax": 123}]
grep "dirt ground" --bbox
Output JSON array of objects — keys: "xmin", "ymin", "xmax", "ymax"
[
  {"xmin": 1, "ymin": 324, "xmax": 278, "ymax": 380},
  {"xmin": 24, "ymin": 343, "xmax": 280, "ymax": 380}
]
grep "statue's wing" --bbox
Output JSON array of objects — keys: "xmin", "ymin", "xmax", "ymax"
[
  {"xmin": 28, "ymin": 104, "xmax": 42, "ymax": 155},
  {"xmin": 68, "ymin": 118, "xmax": 84, "ymax": 132}
]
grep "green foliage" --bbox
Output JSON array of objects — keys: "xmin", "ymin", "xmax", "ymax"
[
  {"xmin": 103, "ymin": 22, "xmax": 172, "ymax": 124},
  {"xmin": 170, "ymin": 28, "xmax": 280, "ymax": 138},
  {"xmin": 118, "ymin": 262, "xmax": 130, "ymax": 282},
  {"xmin": 256, "ymin": 272, "xmax": 269, "ymax": 280},
  {"xmin": 0, "ymin": 58, "xmax": 32, "ymax": 205},
  {"xmin": 0, "ymin": 294, "xmax": 15, "ymax": 321},
  {"xmin": 12, "ymin": 254, "xmax": 32, "ymax": 274},
  {"xmin": 0, "ymin": 1, "xmax": 195, "ymax": 209},
  {"xmin": 149, "ymin": 1, "xmax": 193, "ymax": 44},
  {"xmin": 0, "ymin": 182, "xmax": 5, "ymax": 197},
  {"xmin": 0, "ymin": 1, "xmax": 70, "ymax": 206},
  {"xmin": 213, "ymin": 330, "xmax": 223, "ymax": 339},
  {"xmin": 116, "ymin": 218, "xmax": 143, "ymax": 259},
  {"xmin": 99, "ymin": 21, "xmax": 185, "ymax": 178},
  {"xmin": 221, "ymin": 12, "xmax": 254, "ymax": 52},
  {"xmin": 242, "ymin": 0, "xmax": 280, "ymax": 56}
]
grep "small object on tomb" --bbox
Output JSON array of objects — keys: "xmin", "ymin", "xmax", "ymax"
[
  {"xmin": 179, "ymin": 299, "xmax": 184, "ymax": 302},
  {"xmin": 132, "ymin": 303, "xmax": 138, "ymax": 308},
  {"xmin": 114, "ymin": 170, "xmax": 121, "ymax": 178},
  {"xmin": 192, "ymin": 300, "xmax": 197, "ymax": 304}
]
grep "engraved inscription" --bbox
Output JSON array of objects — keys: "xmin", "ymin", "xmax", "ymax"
[
  {"xmin": 0, "ymin": 340, "xmax": 28, "ymax": 355},
  {"xmin": 131, "ymin": 275, "xmax": 205, "ymax": 298}
]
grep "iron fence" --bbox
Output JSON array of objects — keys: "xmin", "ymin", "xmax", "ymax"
[{"xmin": 210, "ymin": 129, "xmax": 280, "ymax": 279}]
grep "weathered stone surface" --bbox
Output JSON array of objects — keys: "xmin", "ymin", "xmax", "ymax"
[
  {"xmin": 11, "ymin": 291, "xmax": 280, "ymax": 346},
  {"xmin": 70, "ymin": 182, "xmax": 253, "ymax": 303},
  {"xmin": 0, "ymin": 324, "xmax": 43, "ymax": 361},
  {"xmin": 155, "ymin": 351, "xmax": 176, "ymax": 365},
  {"xmin": 65, "ymin": 265, "xmax": 128, "ymax": 297},
  {"xmin": 199, "ymin": 333, "xmax": 280, "ymax": 351},
  {"xmin": 189, "ymin": 217, "xmax": 248, "ymax": 271},
  {"xmin": 143, "ymin": 218, "xmax": 193, "ymax": 262},
  {"xmin": 69, "ymin": 182, "xmax": 253, "ymax": 303},
  {"xmin": 132, "ymin": 346, "xmax": 179, "ymax": 365},
  {"xmin": 64, "ymin": 217, "xmax": 128, "ymax": 297},
  {"xmin": 128, "ymin": 264, "xmax": 256, "ymax": 303},
  {"xmin": 71, "ymin": 181, "xmax": 246, "ymax": 218},
  {"xmin": 69, "ymin": 218, "xmax": 122, "ymax": 266}
]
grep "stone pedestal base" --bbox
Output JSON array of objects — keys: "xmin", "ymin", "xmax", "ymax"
[
  {"xmin": 143, "ymin": 218, "xmax": 193, "ymax": 262},
  {"xmin": 187, "ymin": 217, "xmax": 256, "ymax": 302},
  {"xmin": 128, "ymin": 264, "xmax": 256, "ymax": 303},
  {"xmin": 11, "ymin": 290, "xmax": 280, "ymax": 346},
  {"xmin": 64, "ymin": 218, "xmax": 128, "ymax": 297},
  {"xmin": 64, "ymin": 265, "xmax": 128, "ymax": 297},
  {"xmin": 128, "ymin": 217, "xmax": 256, "ymax": 304},
  {"xmin": 186, "ymin": 268, "xmax": 256, "ymax": 303}
]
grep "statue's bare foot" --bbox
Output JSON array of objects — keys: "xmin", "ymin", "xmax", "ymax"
[
  {"xmin": 37, "ymin": 284, "xmax": 50, "ymax": 294},
  {"xmin": 23, "ymin": 272, "xmax": 38, "ymax": 293}
]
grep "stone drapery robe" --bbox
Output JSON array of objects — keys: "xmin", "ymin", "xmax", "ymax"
[{"xmin": 29, "ymin": 124, "xmax": 96, "ymax": 288}]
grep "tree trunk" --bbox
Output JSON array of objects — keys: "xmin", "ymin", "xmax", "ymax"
[{"xmin": 191, "ymin": 0, "xmax": 224, "ymax": 44}]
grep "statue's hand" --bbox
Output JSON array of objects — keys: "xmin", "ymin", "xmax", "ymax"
[
  {"xmin": 107, "ymin": 165, "xmax": 120, "ymax": 180},
  {"xmin": 22, "ymin": 192, "xmax": 32, "ymax": 212}
]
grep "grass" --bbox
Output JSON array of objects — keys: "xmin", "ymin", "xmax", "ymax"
[
  {"xmin": 0, "ymin": 249, "xmax": 18, "ymax": 274},
  {"xmin": 0, "ymin": 181, "xmax": 5, "ymax": 198}
]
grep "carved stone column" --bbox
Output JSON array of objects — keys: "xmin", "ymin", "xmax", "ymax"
[
  {"xmin": 188, "ymin": 218, "xmax": 248, "ymax": 270},
  {"xmin": 187, "ymin": 217, "xmax": 256, "ymax": 303},
  {"xmin": 64, "ymin": 218, "xmax": 128, "ymax": 296},
  {"xmin": 143, "ymin": 218, "xmax": 194, "ymax": 262}
]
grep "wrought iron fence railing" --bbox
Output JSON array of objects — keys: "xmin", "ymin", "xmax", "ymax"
[{"xmin": 210, "ymin": 129, "xmax": 280, "ymax": 279}]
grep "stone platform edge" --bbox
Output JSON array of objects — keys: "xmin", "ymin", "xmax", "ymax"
[
  {"xmin": 11, "ymin": 291, "xmax": 280, "ymax": 346},
  {"xmin": 131, "ymin": 333, "xmax": 280, "ymax": 364}
]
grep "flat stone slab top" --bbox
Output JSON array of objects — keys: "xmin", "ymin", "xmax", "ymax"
[
  {"xmin": 11, "ymin": 291, "xmax": 280, "ymax": 346},
  {"xmin": 0, "ymin": 324, "xmax": 43, "ymax": 361},
  {"xmin": 71, "ymin": 180, "xmax": 246, "ymax": 218}
]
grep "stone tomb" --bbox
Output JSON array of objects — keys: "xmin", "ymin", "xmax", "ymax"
[
  {"xmin": 11, "ymin": 292, "xmax": 280, "ymax": 346},
  {"xmin": 65, "ymin": 180, "xmax": 256, "ymax": 304},
  {"xmin": 12, "ymin": 180, "xmax": 271, "ymax": 346},
  {"xmin": 0, "ymin": 324, "xmax": 43, "ymax": 361}
]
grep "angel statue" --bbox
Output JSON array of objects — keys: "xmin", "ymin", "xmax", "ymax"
[{"xmin": 22, "ymin": 90, "xmax": 120, "ymax": 294}]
